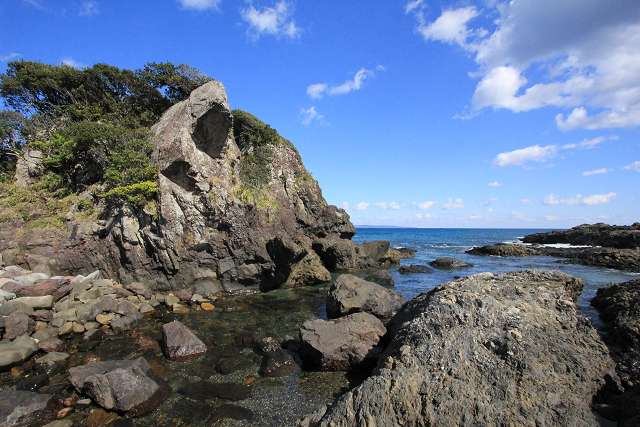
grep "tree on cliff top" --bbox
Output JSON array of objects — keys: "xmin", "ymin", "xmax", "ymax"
[{"xmin": 0, "ymin": 60, "xmax": 212, "ymax": 200}]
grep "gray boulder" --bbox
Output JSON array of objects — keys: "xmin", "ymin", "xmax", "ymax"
[
  {"xmin": 0, "ymin": 335, "xmax": 39, "ymax": 370},
  {"xmin": 110, "ymin": 311, "xmax": 143, "ymax": 332},
  {"xmin": 161, "ymin": 320, "xmax": 207, "ymax": 361},
  {"xmin": 326, "ymin": 274, "xmax": 404, "ymax": 319},
  {"xmin": 466, "ymin": 243, "xmax": 539, "ymax": 257},
  {"xmin": 3, "ymin": 313, "xmax": 35, "ymax": 340},
  {"xmin": 68, "ymin": 357, "xmax": 159, "ymax": 412},
  {"xmin": 429, "ymin": 256, "xmax": 473, "ymax": 269},
  {"xmin": 0, "ymin": 300, "xmax": 33, "ymax": 316},
  {"xmin": 318, "ymin": 270, "xmax": 617, "ymax": 427},
  {"xmin": 126, "ymin": 282, "xmax": 154, "ymax": 299},
  {"xmin": 299, "ymin": 312, "xmax": 386, "ymax": 371},
  {"xmin": 281, "ymin": 251, "xmax": 331, "ymax": 289},
  {"xmin": 398, "ymin": 264, "xmax": 433, "ymax": 274}
]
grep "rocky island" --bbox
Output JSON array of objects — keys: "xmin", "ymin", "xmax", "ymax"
[{"xmin": 0, "ymin": 61, "xmax": 637, "ymax": 426}]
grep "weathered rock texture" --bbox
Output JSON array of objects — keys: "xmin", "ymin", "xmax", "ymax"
[
  {"xmin": 523, "ymin": 223, "xmax": 640, "ymax": 249},
  {"xmin": 466, "ymin": 243, "xmax": 539, "ymax": 257},
  {"xmin": 429, "ymin": 256, "xmax": 473, "ymax": 269},
  {"xmin": 318, "ymin": 270, "xmax": 616, "ymax": 427},
  {"xmin": 1, "ymin": 81, "xmax": 358, "ymax": 291},
  {"xmin": 591, "ymin": 279, "xmax": 640, "ymax": 351},
  {"xmin": 326, "ymin": 274, "xmax": 404, "ymax": 319}
]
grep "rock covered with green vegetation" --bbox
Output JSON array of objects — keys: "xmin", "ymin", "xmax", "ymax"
[{"xmin": 0, "ymin": 60, "xmax": 357, "ymax": 291}]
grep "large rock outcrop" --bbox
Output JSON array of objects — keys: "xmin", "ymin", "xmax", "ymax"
[
  {"xmin": 318, "ymin": 270, "xmax": 617, "ymax": 427},
  {"xmin": 523, "ymin": 223, "xmax": 640, "ymax": 249},
  {"xmin": 1, "ymin": 81, "xmax": 358, "ymax": 291}
]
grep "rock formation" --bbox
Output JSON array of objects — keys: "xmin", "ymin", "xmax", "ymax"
[
  {"xmin": 1, "ymin": 81, "xmax": 367, "ymax": 292},
  {"xmin": 523, "ymin": 223, "xmax": 640, "ymax": 249},
  {"xmin": 317, "ymin": 270, "xmax": 617, "ymax": 427}
]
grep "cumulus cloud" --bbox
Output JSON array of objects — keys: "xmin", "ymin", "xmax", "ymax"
[
  {"xmin": 354, "ymin": 202, "xmax": 370, "ymax": 211},
  {"xmin": 623, "ymin": 161, "xmax": 640, "ymax": 172},
  {"xmin": 300, "ymin": 107, "xmax": 325, "ymax": 125},
  {"xmin": 409, "ymin": 0, "xmax": 640, "ymax": 130},
  {"xmin": 178, "ymin": 0, "xmax": 221, "ymax": 10},
  {"xmin": 480, "ymin": 197, "xmax": 497, "ymax": 207},
  {"xmin": 520, "ymin": 199, "xmax": 533, "ymax": 206},
  {"xmin": 79, "ymin": 1, "xmax": 99, "ymax": 16},
  {"xmin": 307, "ymin": 68, "xmax": 376, "ymax": 99},
  {"xmin": 543, "ymin": 192, "xmax": 617, "ymax": 205},
  {"xmin": 241, "ymin": 1, "xmax": 301, "ymax": 40},
  {"xmin": 493, "ymin": 144, "xmax": 556, "ymax": 167},
  {"xmin": 583, "ymin": 168, "xmax": 611, "ymax": 176},
  {"xmin": 0, "ymin": 53, "xmax": 21, "ymax": 62},
  {"xmin": 440, "ymin": 198, "xmax": 464, "ymax": 209},
  {"xmin": 488, "ymin": 181, "xmax": 502, "ymax": 187},
  {"xmin": 373, "ymin": 202, "xmax": 401, "ymax": 210}
]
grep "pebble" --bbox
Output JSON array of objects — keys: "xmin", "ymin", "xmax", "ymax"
[
  {"xmin": 72, "ymin": 322, "xmax": 85, "ymax": 333},
  {"xmin": 95, "ymin": 314, "xmax": 112, "ymax": 325},
  {"xmin": 201, "ymin": 303, "xmax": 215, "ymax": 311},
  {"xmin": 56, "ymin": 407, "xmax": 74, "ymax": 419},
  {"xmin": 58, "ymin": 322, "xmax": 73, "ymax": 336}
]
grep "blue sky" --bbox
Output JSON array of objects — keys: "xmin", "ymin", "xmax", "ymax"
[{"xmin": 1, "ymin": 0, "xmax": 639, "ymax": 228}]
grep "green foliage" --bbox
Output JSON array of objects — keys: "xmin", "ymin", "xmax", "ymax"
[
  {"xmin": 241, "ymin": 145, "xmax": 273, "ymax": 187},
  {"xmin": 233, "ymin": 184, "xmax": 279, "ymax": 211},
  {"xmin": 99, "ymin": 181, "xmax": 157, "ymax": 205},
  {"xmin": 231, "ymin": 109, "xmax": 299, "ymax": 155},
  {"xmin": 0, "ymin": 59, "xmax": 211, "ymax": 209},
  {"xmin": 0, "ymin": 181, "xmax": 74, "ymax": 228}
]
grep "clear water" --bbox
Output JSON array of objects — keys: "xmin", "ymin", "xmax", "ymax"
[{"xmin": 352, "ymin": 228, "xmax": 639, "ymax": 329}]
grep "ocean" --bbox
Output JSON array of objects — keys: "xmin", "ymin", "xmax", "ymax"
[{"xmin": 352, "ymin": 227, "xmax": 639, "ymax": 329}]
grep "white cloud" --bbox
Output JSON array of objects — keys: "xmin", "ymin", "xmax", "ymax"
[
  {"xmin": 480, "ymin": 197, "xmax": 497, "ymax": 207},
  {"xmin": 79, "ymin": 1, "xmax": 99, "ymax": 16},
  {"xmin": 355, "ymin": 202, "xmax": 370, "ymax": 211},
  {"xmin": 416, "ymin": 7, "xmax": 479, "ymax": 47},
  {"xmin": 412, "ymin": 0, "xmax": 640, "ymax": 130},
  {"xmin": 300, "ymin": 107, "xmax": 324, "ymax": 125},
  {"xmin": 22, "ymin": 0, "xmax": 45, "ymax": 10},
  {"xmin": 341, "ymin": 202, "xmax": 350, "ymax": 210},
  {"xmin": 488, "ymin": 181, "xmax": 502, "ymax": 187},
  {"xmin": 373, "ymin": 202, "xmax": 401, "ymax": 210},
  {"xmin": 493, "ymin": 144, "xmax": 557, "ymax": 167},
  {"xmin": 440, "ymin": 198, "xmax": 464, "ymax": 209},
  {"xmin": 178, "ymin": 0, "xmax": 221, "ymax": 11},
  {"xmin": 0, "ymin": 53, "xmax": 21, "ymax": 62},
  {"xmin": 520, "ymin": 199, "xmax": 533, "ymax": 206},
  {"xmin": 487, "ymin": 208, "xmax": 494, "ymax": 213},
  {"xmin": 61, "ymin": 57, "xmax": 85, "ymax": 69},
  {"xmin": 543, "ymin": 192, "xmax": 617, "ymax": 206},
  {"xmin": 623, "ymin": 161, "xmax": 640, "ymax": 172},
  {"xmin": 241, "ymin": 1, "xmax": 301, "ymax": 40},
  {"xmin": 562, "ymin": 136, "xmax": 607, "ymax": 149},
  {"xmin": 418, "ymin": 201, "xmax": 437, "ymax": 209},
  {"xmin": 307, "ymin": 68, "xmax": 376, "ymax": 99},
  {"xmin": 583, "ymin": 168, "xmax": 610, "ymax": 176}
]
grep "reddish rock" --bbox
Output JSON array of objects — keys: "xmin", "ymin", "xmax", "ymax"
[
  {"xmin": 2, "ymin": 278, "xmax": 72, "ymax": 301},
  {"xmin": 125, "ymin": 282, "xmax": 153, "ymax": 300},
  {"xmin": 161, "ymin": 320, "xmax": 207, "ymax": 361},
  {"xmin": 135, "ymin": 335, "xmax": 160, "ymax": 351},
  {"xmin": 175, "ymin": 289, "xmax": 193, "ymax": 301},
  {"xmin": 38, "ymin": 338, "xmax": 66, "ymax": 353},
  {"xmin": 4, "ymin": 312, "xmax": 36, "ymax": 340},
  {"xmin": 115, "ymin": 288, "xmax": 133, "ymax": 299},
  {"xmin": 30, "ymin": 309, "xmax": 54, "ymax": 322}
]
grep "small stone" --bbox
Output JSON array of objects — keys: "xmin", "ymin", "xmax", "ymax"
[
  {"xmin": 164, "ymin": 295, "xmax": 180, "ymax": 306},
  {"xmin": 84, "ymin": 321, "xmax": 99, "ymax": 330},
  {"xmin": 43, "ymin": 420, "xmax": 73, "ymax": 427},
  {"xmin": 139, "ymin": 303, "xmax": 154, "ymax": 313},
  {"xmin": 58, "ymin": 322, "xmax": 73, "ymax": 336},
  {"xmin": 10, "ymin": 366, "xmax": 24, "ymax": 377},
  {"xmin": 38, "ymin": 338, "xmax": 65, "ymax": 353},
  {"xmin": 72, "ymin": 322, "xmax": 85, "ymax": 333},
  {"xmin": 201, "ymin": 303, "xmax": 215, "ymax": 311},
  {"xmin": 96, "ymin": 314, "xmax": 113, "ymax": 325},
  {"xmin": 172, "ymin": 303, "xmax": 190, "ymax": 314}
]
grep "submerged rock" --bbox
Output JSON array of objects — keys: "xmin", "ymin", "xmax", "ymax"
[
  {"xmin": 318, "ymin": 270, "xmax": 617, "ymax": 427},
  {"xmin": 299, "ymin": 312, "xmax": 386, "ymax": 371},
  {"xmin": 161, "ymin": 320, "xmax": 207, "ymax": 361},
  {"xmin": 0, "ymin": 390, "xmax": 56, "ymax": 427},
  {"xmin": 364, "ymin": 270, "xmax": 394, "ymax": 286},
  {"xmin": 326, "ymin": 274, "xmax": 404, "ymax": 319},
  {"xmin": 398, "ymin": 264, "xmax": 433, "ymax": 275}
]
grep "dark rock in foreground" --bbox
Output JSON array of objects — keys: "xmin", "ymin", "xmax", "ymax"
[
  {"xmin": 398, "ymin": 264, "xmax": 433, "ymax": 274},
  {"xmin": 429, "ymin": 256, "xmax": 473, "ymax": 269},
  {"xmin": 523, "ymin": 222, "xmax": 640, "ymax": 249},
  {"xmin": 540, "ymin": 246, "xmax": 640, "ymax": 272},
  {"xmin": 318, "ymin": 270, "xmax": 617, "ymax": 427},
  {"xmin": 0, "ymin": 390, "xmax": 57, "ymax": 427},
  {"xmin": 299, "ymin": 312, "xmax": 385, "ymax": 371},
  {"xmin": 466, "ymin": 243, "xmax": 539, "ymax": 257},
  {"xmin": 592, "ymin": 279, "xmax": 640, "ymax": 351},
  {"xmin": 326, "ymin": 274, "xmax": 404, "ymax": 319},
  {"xmin": 161, "ymin": 320, "xmax": 207, "ymax": 361}
]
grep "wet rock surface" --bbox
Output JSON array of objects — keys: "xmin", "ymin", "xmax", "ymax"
[
  {"xmin": 318, "ymin": 270, "xmax": 617, "ymax": 427},
  {"xmin": 523, "ymin": 222, "xmax": 640, "ymax": 249},
  {"xmin": 326, "ymin": 274, "xmax": 404, "ymax": 319},
  {"xmin": 398, "ymin": 264, "xmax": 434, "ymax": 274},
  {"xmin": 429, "ymin": 256, "xmax": 473, "ymax": 269},
  {"xmin": 161, "ymin": 320, "xmax": 207, "ymax": 361},
  {"xmin": 466, "ymin": 243, "xmax": 540, "ymax": 257},
  {"xmin": 364, "ymin": 270, "xmax": 394, "ymax": 286}
]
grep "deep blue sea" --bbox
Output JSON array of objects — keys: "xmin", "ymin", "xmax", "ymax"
[{"xmin": 352, "ymin": 228, "xmax": 639, "ymax": 329}]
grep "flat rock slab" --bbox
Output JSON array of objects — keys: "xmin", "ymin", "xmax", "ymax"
[
  {"xmin": 2, "ymin": 278, "xmax": 72, "ymax": 301},
  {"xmin": 0, "ymin": 390, "xmax": 55, "ymax": 427},
  {"xmin": 299, "ymin": 312, "xmax": 386, "ymax": 371},
  {"xmin": 0, "ymin": 335, "xmax": 38, "ymax": 370},
  {"xmin": 68, "ymin": 357, "xmax": 159, "ymax": 412},
  {"xmin": 161, "ymin": 320, "xmax": 207, "ymax": 361},
  {"xmin": 318, "ymin": 270, "xmax": 617, "ymax": 427},
  {"xmin": 326, "ymin": 274, "xmax": 404, "ymax": 319},
  {"xmin": 398, "ymin": 264, "xmax": 433, "ymax": 275}
]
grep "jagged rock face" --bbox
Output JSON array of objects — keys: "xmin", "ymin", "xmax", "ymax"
[
  {"xmin": 318, "ymin": 270, "xmax": 617, "ymax": 427},
  {"xmin": 523, "ymin": 222, "xmax": 640, "ymax": 249},
  {"xmin": 22, "ymin": 81, "xmax": 354, "ymax": 291}
]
